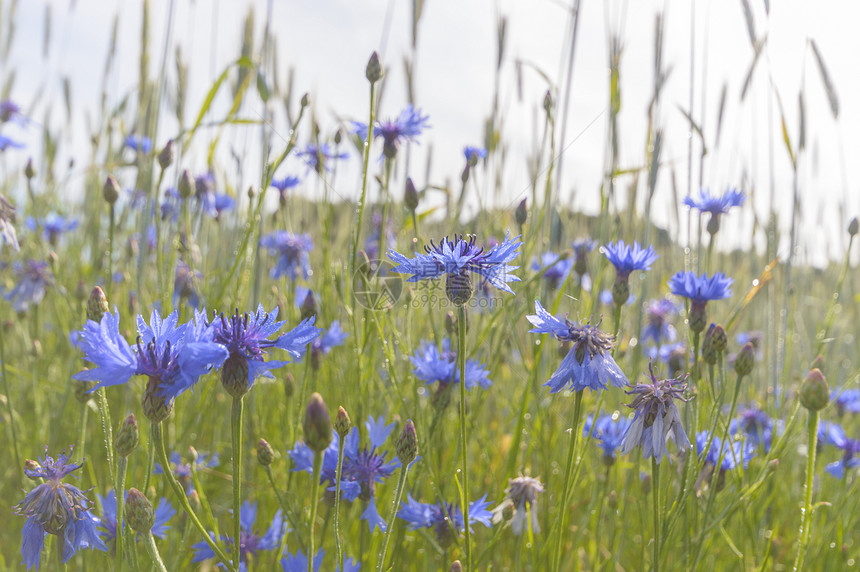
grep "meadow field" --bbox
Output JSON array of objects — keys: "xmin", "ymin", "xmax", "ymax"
[{"xmin": 1, "ymin": 1, "xmax": 859, "ymax": 571}]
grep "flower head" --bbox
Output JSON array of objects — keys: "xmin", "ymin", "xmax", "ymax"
[
  {"xmin": 817, "ymin": 423, "xmax": 860, "ymax": 479},
  {"xmin": 621, "ymin": 362, "xmax": 692, "ymax": 464},
  {"xmin": 14, "ymin": 448, "xmax": 108, "ymax": 570},
  {"xmin": 641, "ymin": 298, "xmax": 679, "ymax": 348},
  {"xmin": 409, "ymin": 339, "xmax": 492, "ymax": 391},
  {"xmin": 0, "ymin": 134, "xmax": 26, "ymax": 151},
  {"xmin": 491, "ymin": 476, "xmax": 544, "ymax": 535},
  {"xmin": 192, "ymin": 501, "xmax": 285, "ymax": 572},
  {"xmin": 306, "ymin": 320, "xmax": 348, "ymax": 370},
  {"xmin": 730, "ymin": 406, "xmax": 775, "ymax": 452},
  {"xmin": 260, "ymin": 231, "xmax": 314, "ymax": 280},
  {"xmin": 684, "ymin": 187, "xmax": 745, "ymax": 216},
  {"xmin": 668, "ymin": 271, "xmax": 733, "ymax": 333},
  {"xmin": 463, "ymin": 146, "xmax": 487, "ymax": 164},
  {"xmin": 584, "ymin": 414, "xmax": 632, "ymax": 464},
  {"xmin": 397, "ymin": 494, "xmax": 492, "ymax": 548},
  {"xmin": 532, "ymin": 252, "xmax": 573, "ymax": 289},
  {"xmin": 5, "ymin": 260, "xmax": 54, "ymax": 312},
  {"xmin": 388, "ymin": 232, "xmax": 521, "ymax": 304},
  {"xmin": 603, "ymin": 240, "xmax": 658, "ymax": 279},
  {"xmin": 526, "ymin": 300, "xmax": 627, "ymax": 393},
  {"xmin": 296, "ymin": 143, "xmax": 348, "ymax": 173},
  {"xmin": 0, "ymin": 99, "xmax": 26, "ymax": 123},
  {"xmin": 289, "ymin": 416, "xmax": 400, "ymax": 532},
  {"xmin": 25, "ymin": 213, "xmax": 78, "ymax": 245},
  {"xmin": 124, "ymin": 134, "xmax": 152, "ymax": 154},
  {"xmin": 833, "ymin": 388, "xmax": 860, "ymax": 416},
  {"xmin": 96, "ymin": 490, "xmax": 175, "ymax": 542},
  {"xmin": 353, "ymin": 104, "xmax": 430, "ymax": 158},
  {"xmin": 695, "ymin": 431, "xmax": 755, "ymax": 473},
  {"xmin": 280, "ymin": 549, "xmax": 331, "ymax": 572}
]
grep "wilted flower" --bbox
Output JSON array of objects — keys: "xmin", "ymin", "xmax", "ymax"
[
  {"xmin": 388, "ymin": 232, "xmax": 521, "ymax": 305},
  {"xmin": 526, "ymin": 300, "xmax": 626, "ymax": 393},
  {"xmin": 95, "ymin": 490, "xmax": 175, "ymax": 542},
  {"xmin": 289, "ymin": 416, "xmax": 400, "ymax": 532},
  {"xmin": 192, "ymin": 501, "xmax": 286, "ymax": 572},
  {"xmin": 13, "ymin": 448, "xmax": 108, "ymax": 570},
  {"xmin": 397, "ymin": 494, "xmax": 492, "ymax": 548},
  {"xmin": 491, "ymin": 476, "xmax": 544, "ymax": 535},
  {"xmin": 259, "ymin": 231, "xmax": 314, "ymax": 280},
  {"xmin": 5, "ymin": 260, "xmax": 54, "ymax": 312},
  {"xmin": 621, "ymin": 362, "xmax": 691, "ymax": 464},
  {"xmin": 410, "ymin": 339, "xmax": 492, "ymax": 391},
  {"xmin": 352, "ymin": 104, "xmax": 430, "ymax": 158}
]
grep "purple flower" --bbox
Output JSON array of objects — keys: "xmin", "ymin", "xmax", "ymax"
[
  {"xmin": 730, "ymin": 407, "xmax": 775, "ymax": 452},
  {"xmin": 289, "ymin": 416, "xmax": 400, "ymax": 532},
  {"xmin": 259, "ymin": 231, "xmax": 313, "ymax": 280},
  {"xmin": 5, "ymin": 260, "xmax": 54, "ymax": 312},
  {"xmin": 463, "ymin": 146, "xmax": 487, "ymax": 164},
  {"xmin": 388, "ymin": 232, "xmax": 521, "ymax": 303},
  {"xmin": 352, "ymin": 104, "xmax": 430, "ymax": 158},
  {"xmin": 668, "ymin": 271, "xmax": 733, "ymax": 333},
  {"xmin": 96, "ymin": 490, "xmax": 175, "ymax": 542},
  {"xmin": 621, "ymin": 362, "xmax": 691, "ymax": 464},
  {"xmin": 25, "ymin": 213, "xmax": 78, "ymax": 245},
  {"xmin": 296, "ymin": 143, "xmax": 348, "ymax": 173},
  {"xmin": 0, "ymin": 193, "xmax": 19, "ymax": 251},
  {"xmin": 833, "ymin": 388, "xmax": 860, "ymax": 416},
  {"xmin": 584, "ymin": 414, "xmax": 632, "ymax": 463},
  {"xmin": 817, "ymin": 423, "xmax": 860, "ymax": 479},
  {"xmin": 683, "ymin": 187, "xmax": 745, "ymax": 215},
  {"xmin": 0, "ymin": 134, "xmax": 25, "ymax": 151},
  {"xmin": 364, "ymin": 213, "xmax": 396, "ymax": 261},
  {"xmin": 281, "ymin": 549, "xmax": 327, "ymax": 572},
  {"xmin": 192, "ymin": 501, "xmax": 285, "ymax": 572},
  {"xmin": 603, "ymin": 240, "xmax": 658, "ymax": 278},
  {"xmin": 124, "ymin": 135, "xmax": 152, "ymax": 154},
  {"xmin": 14, "ymin": 448, "xmax": 108, "ymax": 570},
  {"xmin": 532, "ymin": 252, "xmax": 573, "ymax": 289},
  {"xmin": 695, "ymin": 431, "xmax": 755, "ymax": 473},
  {"xmin": 0, "ymin": 99, "xmax": 26, "ymax": 123},
  {"xmin": 409, "ymin": 339, "xmax": 492, "ymax": 391},
  {"xmin": 526, "ymin": 300, "xmax": 627, "ymax": 393},
  {"xmin": 397, "ymin": 494, "xmax": 492, "ymax": 548},
  {"xmin": 307, "ymin": 320, "xmax": 348, "ymax": 364},
  {"xmin": 641, "ymin": 298, "xmax": 679, "ymax": 348}
]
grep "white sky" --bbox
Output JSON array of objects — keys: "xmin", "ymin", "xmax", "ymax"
[{"xmin": 4, "ymin": 0, "xmax": 860, "ymax": 266}]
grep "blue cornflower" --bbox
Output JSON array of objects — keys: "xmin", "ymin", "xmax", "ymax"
[
  {"xmin": 95, "ymin": 490, "xmax": 175, "ymax": 542},
  {"xmin": 730, "ymin": 406, "xmax": 775, "ymax": 452},
  {"xmin": 833, "ymin": 388, "xmax": 860, "ymax": 416},
  {"xmin": 463, "ymin": 146, "xmax": 487, "ymax": 165},
  {"xmin": 126, "ymin": 188, "xmax": 148, "ymax": 210},
  {"xmin": 173, "ymin": 262, "xmax": 203, "ymax": 309},
  {"xmin": 668, "ymin": 271, "xmax": 733, "ymax": 333},
  {"xmin": 0, "ymin": 134, "xmax": 25, "ymax": 151},
  {"xmin": 211, "ymin": 305, "xmax": 321, "ymax": 397},
  {"xmin": 5, "ymin": 260, "xmax": 54, "ymax": 312},
  {"xmin": 621, "ymin": 361, "xmax": 691, "ymax": 464},
  {"xmin": 212, "ymin": 194, "xmax": 235, "ymax": 218},
  {"xmin": 684, "ymin": 188, "xmax": 745, "ymax": 234},
  {"xmin": 306, "ymin": 320, "xmax": 348, "ymax": 370},
  {"xmin": 397, "ymin": 494, "xmax": 492, "ymax": 548},
  {"xmin": 409, "ymin": 339, "xmax": 492, "ymax": 391},
  {"xmin": 817, "ymin": 423, "xmax": 860, "ymax": 479},
  {"xmin": 583, "ymin": 414, "xmax": 632, "ymax": 464},
  {"xmin": 0, "ymin": 99, "xmax": 26, "ymax": 123},
  {"xmin": 154, "ymin": 451, "xmax": 219, "ymax": 495},
  {"xmin": 388, "ymin": 232, "xmax": 521, "ymax": 305},
  {"xmin": 641, "ymin": 298, "xmax": 679, "ymax": 348},
  {"xmin": 526, "ymin": 300, "xmax": 627, "ymax": 393},
  {"xmin": 296, "ymin": 143, "xmax": 348, "ymax": 173},
  {"xmin": 281, "ymin": 549, "xmax": 328, "ymax": 572},
  {"xmin": 352, "ymin": 104, "xmax": 430, "ymax": 158},
  {"xmin": 14, "ymin": 448, "xmax": 108, "ymax": 570},
  {"xmin": 695, "ymin": 432, "xmax": 755, "ymax": 489},
  {"xmin": 259, "ymin": 231, "xmax": 314, "ymax": 280},
  {"xmin": 271, "ymin": 175, "xmax": 301, "ymax": 204},
  {"xmin": 1, "ymin": 193, "xmax": 19, "ymax": 251},
  {"xmin": 160, "ymin": 187, "xmax": 182, "ymax": 222},
  {"xmin": 289, "ymin": 416, "xmax": 400, "ymax": 532},
  {"xmin": 603, "ymin": 240, "xmax": 658, "ymax": 306},
  {"xmin": 124, "ymin": 134, "xmax": 152, "ymax": 154},
  {"xmin": 73, "ymin": 309, "xmax": 230, "ymax": 420},
  {"xmin": 532, "ymin": 251, "xmax": 573, "ymax": 289},
  {"xmin": 25, "ymin": 213, "xmax": 78, "ymax": 245},
  {"xmin": 192, "ymin": 501, "xmax": 286, "ymax": 572}
]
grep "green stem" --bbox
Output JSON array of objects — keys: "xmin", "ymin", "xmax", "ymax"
[
  {"xmin": 652, "ymin": 457, "xmax": 661, "ymax": 572},
  {"xmin": 264, "ymin": 465, "xmax": 305, "ymax": 550},
  {"xmin": 171, "ymin": 509, "xmax": 194, "ymax": 571},
  {"xmin": 351, "ymin": 80, "xmax": 378, "ymax": 273},
  {"xmin": 152, "ymin": 421, "xmax": 232, "ymax": 568},
  {"xmin": 376, "ymin": 462, "xmax": 410, "ymax": 571},
  {"xmin": 457, "ymin": 304, "xmax": 472, "ymax": 571},
  {"xmin": 334, "ymin": 434, "xmax": 346, "ymax": 572},
  {"xmin": 793, "ymin": 409, "xmax": 820, "ymax": 572},
  {"xmin": 231, "ymin": 397, "xmax": 245, "ymax": 572},
  {"xmin": 107, "ymin": 203, "xmax": 115, "ymax": 302},
  {"xmin": 116, "ymin": 456, "xmax": 128, "ymax": 570},
  {"xmin": 96, "ymin": 389, "xmax": 116, "ymax": 480},
  {"xmin": 143, "ymin": 430, "xmax": 155, "ymax": 495},
  {"xmin": 142, "ymin": 531, "xmax": 168, "ymax": 572},
  {"xmin": 308, "ymin": 451, "xmax": 323, "ymax": 572},
  {"xmin": 552, "ymin": 390, "xmax": 584, "ymax": 572},
  {"xmin": 0, "ymin": 325, "xmax": 22, "ymax": 478}
]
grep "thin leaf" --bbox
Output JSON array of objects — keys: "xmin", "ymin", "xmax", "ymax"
[
  {"xmin": 715, "ymin": 83, "xmax": 728, "ymax": 147},
  {"xmin": 810, "ymin": 39, "xmax": 840, "ymax": 118},
  {"xmin": 676, "ymin": 105, "xmax": 708, "ymax": 156},
  {"xmin": 740, "ymin": 0, "xmax": 756, "ymax": 46},
  {"xmin": 741, "ymin": 38, "xmax": 766, "ymax": 101}
]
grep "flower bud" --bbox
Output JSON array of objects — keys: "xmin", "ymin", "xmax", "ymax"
[
  {"xmin": 300, "ymin": 93, "xmax": 310, "ymax": 108},
  {"xmin": 24, "ymin": 158, "xmax": 35, "ymax": 179},
  {"xmin": 366, "ymin": 51, "xmax": 383, "ymax": 83},
  {"xmin": 257, "ymin": 438, "xmax": 275, "ymax": 467},
  {"xmin": 799, "ymin": 368, "xmax": 829, "ymax": 411},
  {"xmin": 711, "ymin": 324, "xmax": 727, "ymax": 354},
  {"xmin": 126, "ymin": 488, "xmax": 155, "ymax": 533},
  {"xmin": 303, "ymin": 393, "xmax": 332, "ymax": 453},
  {"xmin": 103, "ymin": 175, "xmax": 120, "ymax": 205},
  {"xmin": 701, "ymin": 324, "xmax": 717, "ymax": 366},
  {"xmin": 515, "ymin": 198, "xmax": 527, "ymax": 226},
  {"xmin": 543, "ymin": 90, "xmax": 553, "ymax": 115},
  {"xmin": 221, "ymin": 354, "xmax": 251, "ymax": 399},
  {"xmin": 733, "ymin": 342, "xmax": 755, "ymax": 377},
  {"xmin": 849, "ymin": 217, "xmax": 858, "ymax": 237},
  {"xmin": 158, "ymin": 140, "xmax": 174, "ymax": 170},
  {"xmin": 810, "ymin": 354, "xmax": 825, "ymax": 374},
  {"xmin": 396, "ymin": 419, "xmax": 418, "ymax": 465},
  {"xmin": 300, "ymin": 290, "xmax": 317, "ymax": 321},
  {"xmin": 115, "ymin": 414, "xmax": 140, "ymax": 458},
  {"xmin": 449, "ymin": 561, "xmax": 463, "ymax": 572},
  {"xmin": 178, "ymin": 169, "xmax": 194, "ymax": 199},
  {"xmin": 335, "ymin": 406, "xmax": 352, "ymax": 438},
  {"xmin": 688, "ymin": 302, "xmax": 708, "ymax": 334},
  {"xmin": 284, "ymin": 373, "xmax": 295, "ymax": 399},
  {"xmin": 404, "ymin": 178, "xmax": 419, "ymax": 211},
  {"xmin": 87, "ymin": 286, "xmax": 109, "ymax": 323},
  {"xmin": 612, "ymin": 274, "xmax": 630, "ymax": 307},
  {"xmin": 607, "ymin": 490, "xmax": 618, "ymax": 510}
]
